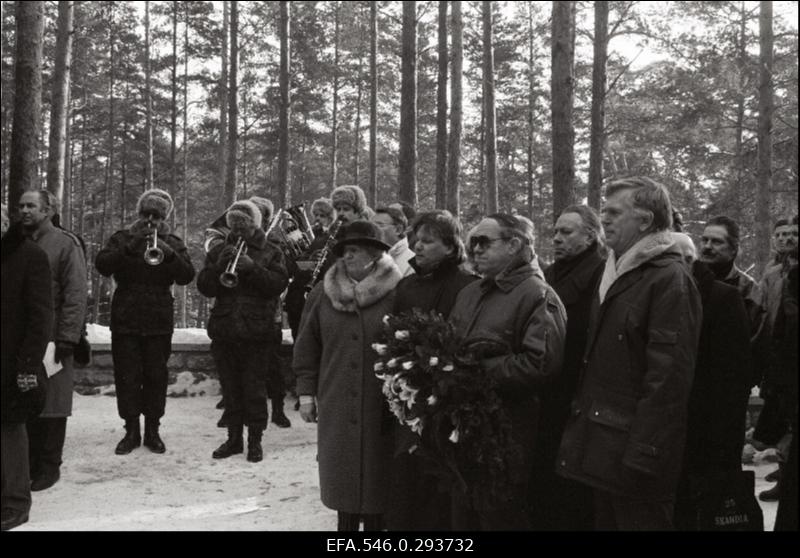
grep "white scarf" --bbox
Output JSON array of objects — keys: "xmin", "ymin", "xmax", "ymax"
[{"xmin": 598, "ymin": 231, "xmax": 675, "ymax": 304}]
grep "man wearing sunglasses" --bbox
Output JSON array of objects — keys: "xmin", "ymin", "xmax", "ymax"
[{"xmin": 448, "ymin": 214, "xmax": 567, "ymax": 530}]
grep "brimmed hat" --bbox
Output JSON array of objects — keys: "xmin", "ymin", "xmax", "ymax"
[
  {"xmin": 226, "ymin": 199, "xmax": 263, "ymax": 230},
  {"xmin": 248, "ymin": 196, "xmax": 274, "ymax": 224},
  {"xmin": 137, "ymin": 188, "xmax": 174, "ymax": 219},
  {"xmin": 332, "ymin": 221, "xmax": 391, "ymax": 256},
  {"xmin": 331, "ymin": 185, "xmax": 367, "ymax": 215}
]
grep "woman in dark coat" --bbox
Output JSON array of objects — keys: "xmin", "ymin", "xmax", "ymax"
[
  {"xmin": 1, "ymin": 205, "xmax": 53, "ymax": 531},
  {"xmin": 294, "ymin": 221, "xmax": 403, "ymax": 531},
  {"xmin": 386, "ymin": 211, "xmax": 478, "ymax": 531}
]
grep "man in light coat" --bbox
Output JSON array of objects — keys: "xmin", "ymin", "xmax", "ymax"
[
  {"xmin": 19, "ymin": 189, "xmax": 88, "ymax": 492},
  {"xmin": 372, "ymin": 206, "xmax": 415, "ymax": 277},
  {"xmin": 557, "ymin": 177, "xmax": 702, "ymax": 530}
]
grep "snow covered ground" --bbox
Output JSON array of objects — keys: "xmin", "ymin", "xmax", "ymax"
[{"xmin": 14, "ymin": 390, "xmax": 779, "ymax": 532}]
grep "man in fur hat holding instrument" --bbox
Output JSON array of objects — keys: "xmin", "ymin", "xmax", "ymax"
[
  {"xmin": 95, "ymin": 189, "xmax": 196, "ymax": 456},
  {"xmin": 198, "ymin": 200, "xmax": 289, "ymax": 462}
]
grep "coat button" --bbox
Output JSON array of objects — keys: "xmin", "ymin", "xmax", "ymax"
[
  {"xmin": 594, "ymin": 411, "xmax": 600, "ymax": 417},
  {"xmin": 560, "ymin": 460, "xmax": 567, "ymax": 467},
  {"xmin": 617, "ymin": 334, "xmax": 623, "ymax": 341}
]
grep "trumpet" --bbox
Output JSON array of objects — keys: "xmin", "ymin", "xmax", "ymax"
[
  {"xmin": 219, "ymin": 238, "xmax": 248, "ymax": 288},
  {"xmin": 144, "ymin": 224, "xmax": 165, "ymax": 266}
]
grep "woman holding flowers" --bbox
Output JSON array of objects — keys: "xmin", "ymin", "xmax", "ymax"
[
  {"xmin": 293, "ymin": 221, "xmax": 403, "ymax": 531},
  {"xmin": 386, "ymin": 211, "xmax": 477, "ymax": 531}
]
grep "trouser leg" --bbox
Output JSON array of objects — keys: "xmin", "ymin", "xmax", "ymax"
[
  {"xmin": 141, "ymin": 334, "xmax": 171, "ymax": 421},
  {"xmin": 594, "ymin": 489, "xmax": 674, "ymax": 531},
  {"xmin": 26, "ymin": 419, "xmax": 46, "ymax": 477},
  {"xmin": 38, "ymin": 418, "xmax": 67, "ymax": 474},
  {"xmin": 112, "ymin": 334, "xmax": 144, "ymax": 420},
  {"xmin": 337, "ymin": 511, "xmax": 361, "ymax": 531},
  {"xmin": 242, "ymin": 343, "xmax": 269, "ymax": 430},
  {"xmin": 1, "ymin": 423, "xmax": 31, "ymax": 513},
  {"xmin": 212, "ymin": 340, "xmax": 244, "ymax": 428}
]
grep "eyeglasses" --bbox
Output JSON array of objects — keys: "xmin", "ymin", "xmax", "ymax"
[{"xmin": 468, "ymin": 235, "xmax": 506, "ymax": 252}]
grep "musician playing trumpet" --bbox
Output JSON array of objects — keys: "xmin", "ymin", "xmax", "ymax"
[
  {"xmin": 197, "ymin": 200, "xmax": 289, "ymax": 463},
  {"xmin": 95, "ymin": 189, "xmax": 195, "ymax": 456}
]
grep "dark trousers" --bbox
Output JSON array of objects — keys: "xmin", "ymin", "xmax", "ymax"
[
  {"xmin": 1, "ymin": 423, "xmax": 31, "ymax": 513},
  {"xmin": 337, "ymin": 511, "xmax": 383, "ymax": 532},
  {"xmin": 593, "ymin": 489, "xmax": 674, "ymax": 531},
  {"xmin": 211, "ymin": 340, "xmax": 270, "ymax": 430},
  {"xmin": 266, "ymin": 332, "xmax": 286, "ymax": 402},
  {"xmin": 26, "ymin": 417, "xmax": 67, "ymax": 477},
  {"xmin": 450, "ymin": 486, "xmax": 532, "ymax": 531},
  {"xmin": 112, "ymin": 333, "xmax": 171, "ymax": 421},
  {"xmin": 386, "ymin": 453, "xmax": 451, "ymax": 531}
]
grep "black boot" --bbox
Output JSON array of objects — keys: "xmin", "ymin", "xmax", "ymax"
[
  {"xmin": 246, "ymin": 426, "xmax": 264, "ymax": 463},
  {"xmin": 271, "ymin": 398, "xmax": 291, "ymax": 428},
  {"xmin": 143, "ymin": 418, "xmax": 166, "ymax": 454},
  {"xmin": 213, "ymin": 425, "xmax": 244, "ymax": 459},
  {"xmin": 115, "ymin": 419, "xmax": 141, "ymax": 455}
]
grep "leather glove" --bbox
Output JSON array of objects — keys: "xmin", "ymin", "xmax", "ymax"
[
  {"xmin": 17, "ymin": 372, "xmax": 39, "ymax": 392},
  {"xmin": 156, "ymin": 239, "xmax": 176, "ymax": 261},
  {"xmin": 55, "ymin": 341, "xmax": 74, "ymax": 364},
  {"xmin": 236, "ymin": 254, "xmax": 256, "ymax": 273},
  {"xmin": 299, "ymin": 397, "xmax": 317, "ymax": 423},
  {"xmin": 217, "ymin": 245, "xmax": 238, "ymax": 266}
]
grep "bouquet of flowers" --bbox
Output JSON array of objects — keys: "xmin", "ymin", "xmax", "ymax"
[{"xmin": 372, "ymin": 309, "xmax": 522, "ymax": 509}]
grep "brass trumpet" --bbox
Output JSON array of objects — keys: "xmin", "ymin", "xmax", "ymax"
[
  {"xmin": 219, "ymin": 238, "xmax": 248, "ymax": 288},
  {"xmin": 144, "ymin": 224, "xmax": 165, "ymax": 266}
]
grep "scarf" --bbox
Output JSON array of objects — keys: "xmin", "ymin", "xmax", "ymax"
[
  {"xmin": 323, "ymin": 252, "xmax": 402, "ymax": 312},
  {"xmin": 598, "ymin": 231, "xmax": 674, "ymax": 304}
]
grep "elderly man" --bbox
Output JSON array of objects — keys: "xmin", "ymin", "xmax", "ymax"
[
  {"xmin": 18, "ymin": 190, "xmax": 88, "ymax": 492},
  {"xmin": 372, "ymin": 206, "xmax": 415, "ymax": 277},
  {"xmin": 529, "ymin": 205, "xmax": 606, "ymax": 530},
  {"xmin": 557, "ymin": 177, "xmax": 702, "ymax": 531},
  {"xmin": 449, "ymin": 214, "xmax": 566, "ymax": 530}
]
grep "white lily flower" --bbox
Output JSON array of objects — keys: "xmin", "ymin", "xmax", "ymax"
[
  {"xmin": 428, "ymin": 356, "xmax": 439, "ymax": 366},
  {"xmin": 402, "ymin": 361, "xmax": 414, "ymax": 370},
  {"xmin": 382, "ymin": 314, "xmax": 391, "ymax": 326},
  {"xmin": 449, "ymin": 429, "xmax": 460, "ymax": 443},
  {"xmin": 442, "ymin": 363, "xmax": 454, "ymax": 372},
  {"xmin": 373, "ymin": 361, "xmax": 385, "ymax": 372},
  {"xmin": 387, "ymin": 358, "xmax": 398, "ymax": 368},
  {"xmin": 427, "ymin": 394, "xmax": 437, "ymax": 406},
  {"xmin": 371, "ymin": 343, "xmax": 388, "ymax": 355},
  {"xmin": 395, "ymin": 330, "xmax": 410, "ymax": 340},
  {"xmin": 407, "ymin": 417, "xmax": 424, "ymax": 434}
]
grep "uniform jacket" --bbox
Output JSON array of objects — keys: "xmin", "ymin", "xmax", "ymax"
[
  {"xmin": 449, "ymin": 256, "xmax": 567, "ymax": 484},
  {"xmin": 197, "ymin": 228, "xmax": 288, "ymax": 342},
  {"xmin": 557, "ymin": 236, "xmax": 702, "ymax": 501},
  {"xmin": 2, "ymin": 225, "xmax": 53, "ymax": 424},
  {"xmin": 293, "ymin": 254, "xmax": 402, "ymax": 514},
  {"xmin": 96, "ymin": 220, "xmax": 195, "ymax": 336},
  {"xmin": 29, "ymin": 220, "xmax": 88, "ymax": 417}
]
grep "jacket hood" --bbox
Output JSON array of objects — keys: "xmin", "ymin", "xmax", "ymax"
[
  {"xmin": 599, "ymin": 231, "xmax": 676, "ymax": 303},
  {"xmin": 324, "ymin": 252, "xmax": 402, "ymax": 312}
]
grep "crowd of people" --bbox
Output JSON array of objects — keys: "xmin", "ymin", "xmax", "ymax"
[{"xmin": 1, "ymin": 176, "xmax": 797, "ymax": 532}]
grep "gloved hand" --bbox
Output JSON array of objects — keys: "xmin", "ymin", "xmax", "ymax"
[
  {"xmin": 54, "ymin": 341, "xmax": 74, "ymax": 364},
  {"xmin": 299, "ymin": 397, "xmax": 317, "ymax": 423},
  {"xmin": 217, "ymin": 245, "xmax": 238, "ymax": 266},
  {"xmin": 156, "ymin": 239, "xmax": 176, "ymax": 261},
  {"xmin": 236, "ymin": 254, "xmax": 256, "ymax": 274},
  {"xmin": 16, "ymin": 372, "xmax": 39, "ymax": 392}
]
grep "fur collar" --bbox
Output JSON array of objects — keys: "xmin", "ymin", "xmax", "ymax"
[
  {"xmin": 324, "ymin": 253, "xmax": 402, "ymax": 312},
  {"xmin": 599, "ymin": 231, "xmax": 675, "ymax": 304}
]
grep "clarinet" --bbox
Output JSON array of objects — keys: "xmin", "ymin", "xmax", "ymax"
[{"xmin": 305, "ymin": 217, "xmax": 345, "ymax": 292}]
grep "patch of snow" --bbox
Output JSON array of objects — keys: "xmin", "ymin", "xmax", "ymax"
[{"xmin": 87, "ymin": 324, "xmax": 294, "ymax": 345}]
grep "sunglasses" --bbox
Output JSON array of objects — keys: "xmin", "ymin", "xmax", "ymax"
[{"xmin": 468, "ymin": 235, "xmax": 506, "ymax": 252}]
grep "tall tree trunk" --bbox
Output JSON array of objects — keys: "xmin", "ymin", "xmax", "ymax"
[
  {"xmin": 170, "ymin": 0, "xmax": 178, "ymax": 229},
  {"xmin": 435, "ymin": 0, "xmax": 448, "ymax": 209},
  {"xmin": 145, "ymin": 1, "xmax": 154, "ymax": 191},
  {"xmin": 354, "ymin": 47, "xmax": 363, "ymax": 186},
  {"xmin": 587, "ymin": 0, "xmax": 608, "ymax": 210},
  {"xmin": 8, "ymin": 1, "xmax": 44, "ymax": 211},
  {"xmin": 78, "ymin": 90, "xmax": 87, "ymax": 238},
  {"xmin": 180, "ymin": 3, "xmax": 189, "ymax": 328},
  {"xmin": 46, "ymin": 0, "xmax": 73, "ymax": 212},
  {"xmin": 526, "ymin": 1, "xmax": 535, "ymax": 220},
  {"xmin": 330, "ymin": 2, "xmax": 340, "ymax": 190},
  {"xmin": 398, "ymin": 0, "xmax": 418, "ymax": 208},
  {"xmin": 732, "ymin": 0, "xmax": 747, "ymax": 221},
  {"xmin": 368, "ymin": 1, "xmax": 378, "ymax": 206},
  {"xmin": 225, "ymin": 0, "xmax": 238, "ymax": 207},
  {"xmin": 278, "ymin": 0, "xmax": 290, "ymax": 207},
  {"xmin": 121, "ymin": 85, "xmax": 129, "ymax": 225},
  {"xmin": 65, "ymin": 87, "xmax": 74, "ymax": 229},
  {"xmin": 446, "ymin": 0, "xmax": 462, "ymax": 217},
  {"xmin": 482, "ymin": 1, "xmax": 497, "ymax": 214},
  {"xmin": 218, "ymin": 0, "xmax": 228, "ymax": 210},
  {"xmin": 551, "ymin": 0, "xmax": 576, "ymax": 222},
  {"xmin": 756, "ymin": 0, "xmax": 773, "ymax": 276}
]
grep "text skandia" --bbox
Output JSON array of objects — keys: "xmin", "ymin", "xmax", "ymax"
[{"xmin": 714, "ymin": 514, "xmax": 749, "ymax": 526}]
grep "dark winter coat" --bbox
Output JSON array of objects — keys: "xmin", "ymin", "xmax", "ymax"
[
  {"xmin": 2, "ymin": 225, "xmax": 53, "ymax": 424},
  {"xmin": 293, "ymin": 254, "xmax": 402, "ymax": 515},
  {"xmin": 449, "ymin": 257, "xmax": 567, "ymax": 486},
  {"xmin": 95, "ymin": 220, "xmax": 195, "ymax": 336},
  {"xmin": 197, "ymin": 228, "xmax": 289, "ymax": 342},
  {"xmin": 677, "ymin": 262, "xmax": 751, "ymax": 499},
  {"xmin": 29, "ymin": 220, "xmax": 88, "ymax": 417},
  {"xmin": 394, "ymin": 256, "xmax": 478, "ymax": 317},
  {"xmin": 556, "ymin": 242, "xmax": 702, "ymax": 501}
]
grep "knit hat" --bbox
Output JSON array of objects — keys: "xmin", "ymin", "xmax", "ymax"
[
  {"xmin": 332, "ymin": 221, "xmax": 391, "ymax": 256},
  {"xmin": 136, "ymin": 188, "xmax": 174, "ymax": 219},
  {"xmin": 248, "ymin": 196, "xmax": 274, "ymax": 225},
  {"xmin": 311, "ymin": 197, "xmax": 334, "ymax": 218},
  {"xmin": 331, "ymin": 185, "xmax": 367, "ymax": 215},
  {"xmin": 226, "ymin": 199, "xmax": 263, "ymax": 230}
]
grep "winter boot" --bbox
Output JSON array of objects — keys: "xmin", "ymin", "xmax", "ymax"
[
  {"xmin": 246, "ymin": 426, "xmax": 264, "ymax": 463},
  {"xmin": 143, "ymin": 418, "xmax": 166, "ymax": 454},
  {"xmin": 212, "ymin": 425, "xmax": 244, "ymax": 459},
  {"xmin": 271, "ymin": 398, "xmax": 291, "ymax": 428},
  {"xmin": 115, "ymin": 419, "xmax": 141, "ymax": 455}
]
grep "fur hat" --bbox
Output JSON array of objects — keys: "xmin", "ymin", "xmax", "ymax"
[
  {"xmin": 311, "ymin": 197, "xmax": 334, "ymax": 217},
  {"xmin": 332, "ymin": 221, "xmax": 391, "ymax": 256},
  {"xmin": 331, "ymin": 185, "xmax": 367, "ymax": 215},
  {"xmin": 226, "ymin": 199, "xmax": 263, "ymax": 230},
  {"xmin": 248, "ymin": 196, "xmax": 274, "ymax": 224},
  {"xmin": 137, "ymin": 188, "xmax": 174, "ymax": 219}
]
